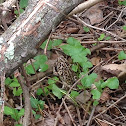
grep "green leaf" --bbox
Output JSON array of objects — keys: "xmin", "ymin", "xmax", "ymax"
[
  {"xmin": 72, "ymin": 64, "xmax": 78, "ymax": 72},
  {"xmin": 61, "ymin": 38, "xmax": 91, "ymax": 66},
  {"xmin": 80, "ymin": 61, "xmax": 93, "ymax": 71},
  {"xmin": 70, "ymin": 91, "xmax": 79, "ymax": 98},
  {"xmin": 123, "ymin": 25, "xmax": 126, "ymax": 31},
  {"xmin": 52, "ymin": 84, "xmax": 63, "ymax": 99},
  {"xmin": 19, "ymin": 0, "xmax": 28, "ymax": 8},
  {"xmin": 40, "ymin": 40, "xmax": 53, "ymax": 50},
  {"xmin": 91, "ymin": 89, "xmax": 101, "ymax": 100},
  {"xmin": 93, "ymin": 100, "xmax": 99, "ymax": 106},
  {"xmin": 32, "ymin": 110, "xmax": 36, "ymax": 115},
  {"xmin": 5, "ymin": 77, "xmax": 12, "ymax": 85},
  {"xmin": 34, "ymin": 55, "xmax": 47, "ymax": 64},
  {"xmin": 66, "ymin": 37, "xmax": 81, "ymax": 46},
  {"xmin": 118, "ymin": 0, "xmax": 126, "ymax": 5},
  {"xmin": 14, "ymin": 8, "xmax": 24, "ymax": 16},
  {"xmin": 118, "ymin": 51, "xmax": 126, "ymax": 60},
  {"xmin": 38, "ymin": 100, "xmax": 45, "ymax": 110},
  {"xmin": 39, "ymin": 64, "xmax": 48, "ymax": 72},
  {"xmin": 36, "ymin": 88, "xmax": 43, "ymax": 95},
  {"xmin": 101, "ymin": 77, "xmax": 119, "ymax": 89},
  {"xmin": 83, "ymin": 26, "xmax": 90, "ymax": 32},
  {"xmin": 77, "ymin": 84, "xmax": 83, "ymax": 89},
  {"xmin": 18, "ymin": 109, "xmax": 25, "ymax": 118},
  {"xmin": 98, "ymin": 33, "xmax": 105, "ymax": 41},
  {"xmin": 30, "ymin": 97, "xmax": 39, "ymax": 109},
  {"xmin": 13, "ymin": 87, "xmax": 23, "ymax": 96},
  {"xmin": 16, "ymin": 124, "xmax": 22, "ymax": 126},
  {"xmin": 35, "ymin": 114, "xmax": 41, "ymax": 119},
  {"xmin": 4, "ymin": 106, "xmax": 13, "ymax": 115},
  {"xmin": 34, "ymin": 55, "xmax": 48, "ymax": 72},
  {"xmin": 81, "ymin": 73, "xmax": 97, "ymax": 88},
  {"xmin": 48, "ymin": 77, "xmax": 59, "ymax": 84},
  {"xmin": 105, "ymin": 36, "xmax": 111, "ymax": 40},
  {"xmin": 11, "ymin": 109, "xmax": 19, "ymax": 121},
  {"xmin": 52, "ymin": 39, "xmax": 62, "ymax": 47},
  {"xmin": 25, "ymin": 64, "xmax": 35, "ymax": 74},
  {"xmin": 94, "ymin": 80, "xmax": 103, "ymax": 92},
  {"xmin": 10, "ymin": 81, "xmax": 20, "ymax": 88}
]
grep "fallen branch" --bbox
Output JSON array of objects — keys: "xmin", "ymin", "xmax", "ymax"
[
  {"xmin": 68, "ymin": 0, "xmax": 104, "ymax": 16},
  {"xmin": 0, "ymin": 0, "xmax": 83, "ymax": 76}
]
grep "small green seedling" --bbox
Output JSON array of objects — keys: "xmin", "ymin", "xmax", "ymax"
[
  {"xmin": 5, "ymin": 77, "xmax": 22, "ymax": 96},
  {"xmin": 4, "ymin": 106, "xmax": 24, "ymax": 125},
  {"xmin": 36, "ymin": 77, "xmax": 64, "ymax": 99},
  {"xmin": 98, "ymin": 33, "xmax": 105, "ymax": 41},
  {"xmin": 91, "ymin": 77, "xmax": 119, "ymax": 105},
  {"xmin": 98, "ymin": 34, "xmax": 111, "ymax": 41},
  {"xmin": 123, "ymin": 25, "xmax": 126, "ymax": 31},
  {"xmin": 118, "ymin": 51, "xmax": 126, "ymax": 60},
  {"xmin": 40, "ymin": 39, "xmax": 62, "ymax": 50},
  {"xmin": 14, "ymin": 0, "xmax": 28, "ymax": 16},
  {"xmin": 118, "ymin": 0, "xmax": 126, "ymax": 6},
  {"xmin": 30, "ymin": 97, "xmax": 45, "ymax": 119},
  {"xmin": 83, "ymin": 26, "xmax": 90, "ymax": 32},
  {"xmin": 25, "ymin": 55, "xmax": 48, "ymax": 75}
]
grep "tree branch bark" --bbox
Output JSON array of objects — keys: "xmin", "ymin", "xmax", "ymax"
[{"xmin": 0, "ymin": 0, "xmax": 83, "ymax": 76}]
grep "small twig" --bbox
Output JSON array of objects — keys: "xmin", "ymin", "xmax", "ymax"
[
  {"xmin": 101, "ymin": 48, "xmax": 126, "ymax": 51},
  {"xmin": 30, "ymin": 76, "xmax": 47, "ymax": 89},
  {"xmin": 81, "ymin": 40, "xmax": 126, "ymax": 44},
  {"xmin": 44, "ymin": 31, "xmax": 53, "ymax": 55},
  {"xmin": 96, "ymin": 118, "xmax": 116, "ymax": 126},
  {"xmin": 30, "ymin": 59, "xmax": 39, "ymax": 81},
  {"xmin": 74, "ymin": 15, "xmax": 126, "ymax": 41},
  {"xmin": 62, "ymin": 99, "xmax": 76, "ymax": 126},
  {"xmin": 18, "ymin": 72, "xmax": 31, "ymax": 126},
  {"xmin": 0, "ymin": 70, "xmax": 5, "ymax": 126},
  {"xmin": 76, "ymin": 106, "xmax": 82, "ymax": 126},
  {"xmin": 86, "ymin": 106, "xmax": 96, "ymax": 126},
  {"xmin": 90, "ymin": 43, "xmax": 106, "ymax": 53},
  {"xmin": 93, "ymin": 93, "xmax": 126, "ymax": 120},
  {"xmin": 20, "ymin": 65, "xmax": 30, "ymax": 87},
  {"xmin": 16, "ymin": 1, "xmax": 20, "ymax": 15},
  {"xmin": 106, "ymin": 7, "xmax": 126, "ymax": 30}
]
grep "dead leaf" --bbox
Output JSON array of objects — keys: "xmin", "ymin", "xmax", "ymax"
[
  {"xmin": 100, "ymin": 88, "xmax": 110, "ymax": 103},
  {"xmin": 101, "ymin": 63, "xmax": 126, "ymax": 82},
  {"xmin": 82, "ymin": 2, "xmax": 104, "ymax": 25},
  {"xmin": 90, "ymin": 57, "xmax": 101, "ymax": 65},
  {"xmin": 67, "ymin": 27, "xmax": 79, "ymax": 34},
  {"xmin": 75, "ymin": 91, "xmax": 91, "ymax": 104},
  {"xmin": 96, "ymin": 118, "xmax": 109, "ymax": 126}
]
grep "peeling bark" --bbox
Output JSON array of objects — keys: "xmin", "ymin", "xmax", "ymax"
[{"xmin": 0, "ymin": 0, "xmax": 83, "ymax": 76}]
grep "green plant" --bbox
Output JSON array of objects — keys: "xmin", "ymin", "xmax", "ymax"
[
  {"xmin": 40, "ymin": 39, "xmax": 62, "ymax": 50},
  {"xmin": 4, "ymin": 106, "xmax": 24, "ymax": 125},
  {"xmin": 30, "ymin": 97, "xmax": 45, "ymax": 119},
  {"xmin": 123, "ymin": 25, "xmax": 126, "ymax": 31},
  {"xmin": 83, "ymin": 26, "xmax": 90, "ymax": 32},
  {"xmin": 25, "ymin": 55, "xmax": 48, "ymax": 75},
  {"xmin": 41, "ymin": 37, "xmax": 119, "ymax": 106},
  {"xmin": 118, "ymin": 0, "xmax": 126, "ymax": 6},
  {"xmin": 92, "ymin": 77, "xmax": 119, "ymax": 105},
  {"xmin": 118, "ymin": 51, "xmax": 126, "ymax": 60},
  {"xmin": 14, "ymin": 0, "xmax": 28, "ymax": 16},
  {"xmin": 61, "ymin": 37, "xmax": 92, "ymax": 72},
  {"xmin": 60, "ymin": 37, "xmax": 118, "ymax": 105},
  {"xmin": 36, "ymin": 77, "xmax": 65, "ymax": 99},
  {"xmin": 5, "ymin": 77, "xmax": 22, "ymax": 96},
  {"xmin": 98, "ymin": 33, "xmax": 111, "ymax": 41}
]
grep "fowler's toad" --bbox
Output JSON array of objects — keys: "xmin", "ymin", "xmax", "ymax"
[{"xmin": 53, "ymin": 56, "xmax": 77, "ymax": 88}]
